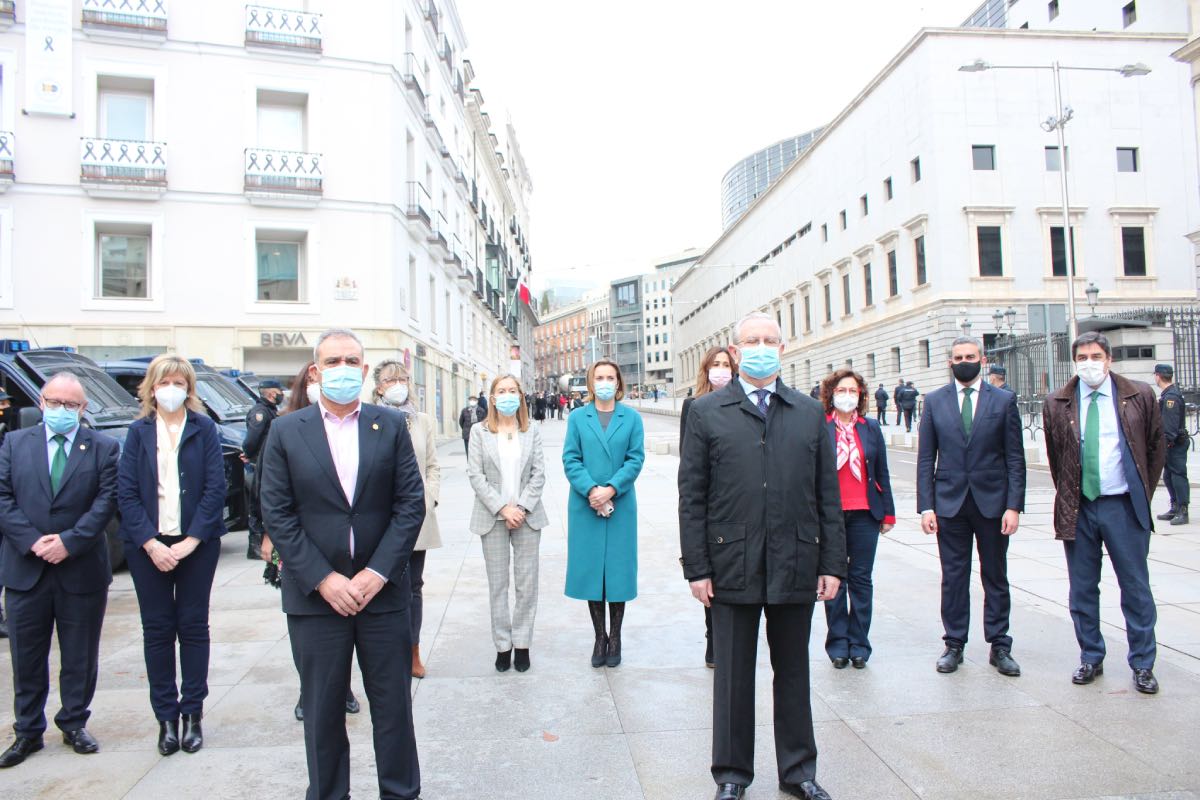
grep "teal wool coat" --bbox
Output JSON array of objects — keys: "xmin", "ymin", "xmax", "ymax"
[{"xmin": 562, "ymin": 403, "xmax": 645, "ymax": 602}]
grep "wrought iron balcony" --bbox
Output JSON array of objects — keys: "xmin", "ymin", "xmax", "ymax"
[
  {"xmin": 454, "ymin": 70, "xmax": 466, "ymax": 102},
  {"xmin": 0, "ymin": 132, "xmax": 13, "ymax": 184},
  {"xmin": 438, "ymin": 33, "xmax": 453, "ymax": 65},
  {"xmin": 473, "ymin": 267, "xmax": 484, "ymax": 298},
  {"xmin": 406, "ymin": 182, "xmax": 431, "ymax": 227},
  {"xmin": 0, "ymin": 1, "xmax": 15, "ymax": 24},
  {"xmin": 83, "ymin": 0, "xmax": 168, "ymax": 35},
  {"xmin": 81, "ymin": 137, "xmax": 166, "ymax": 186},
  {"xmin": 454, "ymin": 159, "xmax": 468, "ymax": 188},
  {"xmin": 401, "ymin": 53, "xmax": 425, "ymax": 103},
  {"xmin": 446, "ymin": 234, "xmax": 464, "ymax": 269},
  {"xmin": 427, "ymin": 211, "xmax": 448, "ymax": 251},
  {"xmin": 245, "ymin": 4, "xmax": 321, "ymax": 53},
  {"xmin": 244, "ymin": 147, "xmax": 322, "ymax": 195},
  {"xmin": 422, "ymin": 0, "xmax": 439, "ymax": 34}
]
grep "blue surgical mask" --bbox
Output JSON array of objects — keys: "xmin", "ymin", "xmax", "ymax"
[
  {"xmin": 43, "ymin": 406, "xmax": 80, "ymax": 435},
  {"xmin": 594, "ymin": 381, "xmax": 617, "ymax": 401},
  {"xmin": 738, "ymin": 345, "xmax": 781, "ymax": 380},
  {"xmin": 321, "ymin": 366, "xmax": 364, "ymax": 405},
  {"xmin": 495, "ymin": 395, "xmax": 521, "ymax": 416}
]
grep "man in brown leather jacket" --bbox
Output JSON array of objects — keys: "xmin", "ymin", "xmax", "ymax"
[{"xmin": 1043, "ymin": 332, "xmax": 1165, "ymax": 694}]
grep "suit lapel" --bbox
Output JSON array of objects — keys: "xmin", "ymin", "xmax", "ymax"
[
  {"xmin": 583, "ymin": 406, "xmax": 612, "ymax": 457},
  {"xmin": 603, "ymin": 404, "xmax": 627, "ymax": 442},
  {"xmin": 56, "ymin": 426, "xmax": 93, "ymax": 492},
  {"xmin": 966, "ymin": 382, "xmax": 990, "ymax": 446},
  {"xmin": 518, "ymin": 427, "xmax": 531, "ymax": 472},
  {"xmin": 31, "ymin": 426, "xmax": 53, "ymax": 500},
  {"xmin": 351, "ymin": 406, "xmax": 381, "ymax": 509},
  {"xmin": 299, "ymin": 405, "xmax": 347, "ymax": 507}
]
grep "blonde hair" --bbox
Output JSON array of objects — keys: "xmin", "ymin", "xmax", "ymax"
[
  {"xmin": 485, "ymin": 374, "xmax": 529, "ymax": 433},
  {"xmin": 137, "ymin": 354, "xmax": 205, "ymax": 418},
  {"xmin": 586, "ymin": 359, "xmax": 625, "ymax": 403}
]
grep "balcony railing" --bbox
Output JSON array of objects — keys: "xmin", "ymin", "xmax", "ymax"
[
  {"xmin": 244, "ymin": 147, "xmax": 322, "ymax": 194},
  {"xmin": 0, "ymin": 132, "xmax": 13, "ymax": 181},
  {"xmin": 0, "ymin": 1, "xmax": 15, "ymax": 24},
  {"xmin": 428, "ymin": 211, "xmax": 448, "ymax": 250},
  {"xmin": 81, "ymin": 137, "xmax": 166, "ymax": 186},
  {"xmin": 83, "ymin": 0, "xmax": 168, "ymax": 34},
  {"xmin": 245, "ymin": 5, "xmax": 321, "ymax": 53},
  {"xmin": 406, "ymin": 182, "xmax": 431, "ymax": 226},
  {"xmin": 401, "ymin": 53, "xmax": 425, "ymax": 102},
  {"xmin": 438, "ymin": 33, "xmax": 453, "ymax": 65},
  {"xmin": 454, "ymin": 159, "xmax": 468, "ymax": 187},
  {"xmin": 422, "ymin": 0, "xmax": 439, "ymax": 34},
  {"xmin": 454, "ymin": 70, "xmax": 465, "ymax": 101},
  {"xmin": 447, "ymin": 234, "xmax": 464, "ymax": 270}
]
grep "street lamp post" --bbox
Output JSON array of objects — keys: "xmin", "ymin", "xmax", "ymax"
[{"xmin": 959, "ymin": 59, "xmax": 1151, "ymax": 343}]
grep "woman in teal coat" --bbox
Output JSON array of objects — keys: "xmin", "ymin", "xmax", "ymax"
[{"xmin": 563, "ymin": 359, "xmax": 645, "ymax": 669}]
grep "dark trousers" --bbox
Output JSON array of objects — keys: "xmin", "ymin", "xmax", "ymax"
[
  {"xmin": 5, "ymin": 570, "xmax": 106, "ymax": 738},
  {"xmin": 936, "ymin": 492, "xmax": 1012, "ymax": 650},
  {"xmin": 462, "ymin": 437, "xmax": 470, "ymax": 457},
  {"xmin": 711, "ymin": 601, "xmax": 817, "ymax": 788},
  {"xmin": 289, "ymin": 609, "xmax": 420, "ymax": 800},
  {"xmin": 1164, "ymin": 443, "xmax": 1190, "ymax": 507},
  {"xmin": 409, "ymin": 549, "xmax": 427, "ymax": 646},
  {"xmin": 902, "ymin": 408, "xmax": 914, "ymax": 431},
  {"xmin": 1064, "ymin": 494, "xmax": 1157, "ymax": 669},
  {"xmin": 125, "ymin": 538, "xmax": 220, "ymax": 720},
  {"xmin": 876, "ymin": 407, "xmax": 887, "ymax": 425},
  {"xmin": 824, "ymin": 511, "xmax": 880, "ymax": 661}
]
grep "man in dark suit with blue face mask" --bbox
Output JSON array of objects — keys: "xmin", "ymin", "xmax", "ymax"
[
  {"xmin": 0, "ymin": 372, "xmax": 120, "ymax": 768},
  {"xmin": 917, "ymin": 337, "xmax": 1025, "ymax": 677}
]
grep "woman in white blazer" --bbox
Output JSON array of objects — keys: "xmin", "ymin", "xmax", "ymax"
[
  {"xmin": 373, "ymin": 359, "xmax": 442, "ymax": 679},
  {"xmin": 467, "ymin": 374, "xmax": 549, "ymax": 673}
]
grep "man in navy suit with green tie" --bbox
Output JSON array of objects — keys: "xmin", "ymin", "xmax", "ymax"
[{"xmin": 0, "ymin": 373, "xmax": 119, "ymax": 767}]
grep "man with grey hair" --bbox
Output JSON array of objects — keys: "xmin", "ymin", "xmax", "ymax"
[
  {"xmin": 0, "ymin": 372, "xmax": 120, "ymax": 767},
  {"xmin": 262, "ymin": 328, "xmax": 426, "ymax": 799},
  {"xmin": 680, "ymin": 311, "xmax": 845, "ymax": 800},
  {"xmin": 917, "ymin": 336, "xmax": 1025, "ymax": 677}
]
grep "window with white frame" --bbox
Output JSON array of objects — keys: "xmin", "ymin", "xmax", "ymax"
[
  {"xmin": 98, "ymin": 76, "xmax": 153, "ymax": 141},
  {"xmin": 255, "ymin": 232, "xmax": 305, "ymax": 302},
  {"xmin": 96, "ymin": 225, "xmax": 151, "ymax": 299}
]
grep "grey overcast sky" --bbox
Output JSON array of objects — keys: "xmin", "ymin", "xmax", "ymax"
[{"xmin": 454, "ymin": 0, "xmax": 983, "ymax": 291}]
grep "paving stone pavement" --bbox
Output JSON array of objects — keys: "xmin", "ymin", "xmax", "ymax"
[{"xmin": 1, "ymin": 412, "xmax": 1198, "ymax": 799}]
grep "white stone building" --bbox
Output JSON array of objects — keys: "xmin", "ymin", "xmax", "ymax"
[
  {"xmin": 674, "ymin": 24, "xmax": 1198, "ymax": 397},
  {"xmin": 643, "ymin": 249, "xmax": 699, "ymax": 390},
  {"xmin": 0, "ymin": 0, "xmax": 533, "ymax": 435}
]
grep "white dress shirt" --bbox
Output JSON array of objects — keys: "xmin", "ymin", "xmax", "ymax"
[
  {"xmin": 497, "ymin": 432, "xmax": 522, "ymax": 507},
  {"xmin": 155, "ymin": 414, "xmax": 186, "ymax": 535},
  {"xmin": 955, "ymin": 376, "xmax": 983, "ymax": 413},
  {"xmin": 316, "ymin": 399, "xmax": 385, "ymax": 581},
  {"xmin": 1078, "ymin": 374, "xmax": 1129, "ymax": 497}
]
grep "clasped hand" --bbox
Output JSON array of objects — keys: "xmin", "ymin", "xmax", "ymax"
[
  {"xmin": 31, "ymin": 534, "xmax": 68, "ymax": 564},
  {"xmin": 588, "ymin": 485, "xmax": 615, "ymax": 511},
  {"xmin": 318, "ymin": 570, "xmax": 385, "ymax": 617},
  {"xmin": 499, "ymin": 504, "xmax": 526, "ymax": 530}
]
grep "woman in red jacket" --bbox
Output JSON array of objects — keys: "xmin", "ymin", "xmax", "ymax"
[{"xmin": 821, "ymin": 368, "xmax": 896, "ymax": 669}]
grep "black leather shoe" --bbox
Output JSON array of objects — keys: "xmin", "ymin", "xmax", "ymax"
[
  {"xmin": 936, "ymin": 646, "xmax": 964, "ymax": 673},
  {"xmin": 0, "ymin": 609, "xmax": 7, "ymax": 639},
  {"xmin": 62, "ymin": 728, "xmax": 99, "ymax": 754},
  {"xmin": 831, "ymin": 657, "xmax": 849, "ymax": 669},
  {"xmin": 1134, "ymin": 668, "xmax": 1159, "ymax": 694},
  {"xmin": 157, "ymin": 719, "xmax": 180, "ymax": 756},
  {"xmin": 1072, "ymin": 662, "xmax": 1103, "ymax": 684},
  {"xmin": 606, "ymin": 635, "xmax": 622, "ymax": 667},
  {"xmin": 851, "ymin": 657, "xmax": 867, "ymax": 670},
  {"xmin": 1157, "ymin": 506, "xmax": 1178, "ymax": 521},
  {"xmin": 514, "ymin": 648, "xmax": 530, "ymax": 672},
  {"xmin": 1171, "ymin": 506, "xmax": 1189, "ymax": 526},
  {"xmin": 180, "ymin": 713, "xmax": 203, "ymax": 753},
  {"xmin": 780, "ymin": 779, "xmax": 834, "ymax": 800},
  {"xmin": 294, "ymin": 698, "xmax": 303, "ymax": 722},
  {"xmin": 714, "ymin": 783, "xmax": 745, "ymax": 800},
  {"xmin": 344, "ymin": 690, "xmax": 360, "ymax": 714},
  {"xmin": 0, "ymin": 736, "xmax": 43, "ymax": 768},
  {"xmin": 705, "ymin": 636, "xmax": 714, "ymax": 669},
  {"xmin": 591, "ymin": 635, "xmax": 608, "ymax": 668},
  {"xmin": 495, "ymin": 649, "xmax": 512, "ymax": 672},
  {"xmin": 989, "ymin": 648, "xmax": 1021, "ymax": 677}
]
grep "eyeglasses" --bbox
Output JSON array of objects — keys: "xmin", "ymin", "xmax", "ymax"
[
  {"xmin": 739, "ymin": 337, "xmax": 783, "ymax": 347},
  {"xmin": 43, "ymin": 399, "xmax": 83, "ymax": 411}
]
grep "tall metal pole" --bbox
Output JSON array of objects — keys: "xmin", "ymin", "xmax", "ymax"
[{"xmin": 1053, "ymin": 61, "xmax": 1080, "ymax": 344}]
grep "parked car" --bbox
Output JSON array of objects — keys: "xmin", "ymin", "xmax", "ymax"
[
  {"xmin": 0, "ymin": 341, "xmax": 140, "ymax": 568},
  {"xmin": 100, "ymin": 358, "xmax": 251, "ymax": 531}
]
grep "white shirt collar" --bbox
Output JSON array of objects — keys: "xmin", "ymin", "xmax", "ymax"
[
  {"xmin": 739, "ymin": 375, "xmax": 776, "ymax": 398},
  {"xmin": 45, "ymin": 422, "xmax": 80, "ymax": 447},
  {"xmin": 956, "ymin": 376, "xmax": 983, "ymax": 394}
]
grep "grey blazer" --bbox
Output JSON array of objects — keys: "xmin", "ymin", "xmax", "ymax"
[{"xmin": 467, "ymin": 423, "xmax": 549, "ymax": 535}]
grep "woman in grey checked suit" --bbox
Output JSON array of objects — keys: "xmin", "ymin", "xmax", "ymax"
[{"xmin": 467, "ymin": 375, "xmax": 549, "ymax": 673}]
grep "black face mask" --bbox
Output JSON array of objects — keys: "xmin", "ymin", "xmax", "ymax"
[
  {"xmin": 266, "ymin": 394, "xmax": 281, "ymax": 406},
  {"xmin": 951, "ymin": 361, "xmax": 982, "ymax": 383}
]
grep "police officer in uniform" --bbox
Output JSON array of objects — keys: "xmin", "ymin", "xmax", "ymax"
[
  {"xmin": 0, "ymin": 390, "xmax": 8, "ymax": 637},
  {"xmin": 988, "ymin": 365, "xmax": 1010, "ymax": 394},
  {"xmin": 242, "ymin": 379, "xmax": 283, "ymax": 559},
  {"xmin": 1154, "ymin": 364, "xmax": 1189, "ymax": 526}
]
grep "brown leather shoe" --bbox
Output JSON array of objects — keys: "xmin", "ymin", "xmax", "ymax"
[{"xmin": 412, "ymin": 645, "xmax": 426, "ymax": 679}]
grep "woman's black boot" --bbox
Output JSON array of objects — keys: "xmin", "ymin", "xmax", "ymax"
[
  {"xmin": 180, "ymin": 713, "xmax": 203, "ymax": 753},
  {"xmin": 588, "ymin": 601, "xmax": 608, "ymax": 668},
  {"xmin": 607, "ymin": 602, "xmax": 625, "ymax": 667},
  {"xmin": 157, "ymin": 718, "xmax": 180, "ymax": 756}
]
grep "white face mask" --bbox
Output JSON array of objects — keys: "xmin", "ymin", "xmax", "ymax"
[
  {"xmin": 384, "ymin": 384, "xmax": 409, "ymax": 406},
  {"xmin": 306, "ymin": 382, "xmax": 321, "ymax": 405},
  {"xmin": 1076, "ymin": 360, "xmax": 1108, "ymax": 388},
  {"xmin": 154, "ymin": 385, "xmax": 188, "ymax": 413},
  {"xmin": 833, "ymin": 393, "xmax": 859, "ymax": 414},
  {"xmin": 708, "ymin": 367, "xmax": 732, "ymax": 389}
]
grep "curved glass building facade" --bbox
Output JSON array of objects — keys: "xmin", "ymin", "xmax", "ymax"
[{"xmin": 721, "ymin": 128, "xmax": 824, "ymax": 229}]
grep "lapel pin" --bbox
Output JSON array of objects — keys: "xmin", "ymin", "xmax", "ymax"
[
  {"xmin": 79, "ymin": 444, "xmax": 88, "ymax": 451},
  {"xmin": 372, "ymin": 423, "xmax": 380, "ymax": 430}
]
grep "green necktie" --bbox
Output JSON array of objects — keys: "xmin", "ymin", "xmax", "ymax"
[
  {"xmin": 961, "ymin": 387, "xmax": 974, "ymax": 437},
  {"xmin": 50, "ymin": 434, "xmax": 67, "ymax": 496},
  {"xmin": 1082, "ymin": 391, "xmax": 1101, "ymax": 501}
]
